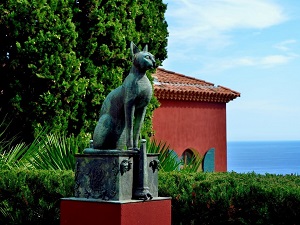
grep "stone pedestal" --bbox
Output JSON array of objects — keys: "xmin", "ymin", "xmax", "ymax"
[
  {"xmin": 147, "ymin": 153, "xmax": 159, "ymax": 197},
  {"xmin": 60, "ymin": 197, "xmax": 171, "ymax": 225},
  {"xmin": 74, "ymin": 150, "xmax": 138, "ymax": 201},
  {"xmin": 74, "ymin": 150, "xmax": 159, "ymax": 201},
  {"xmin": 61, "ymin": 149, "xmax": 169, "ymax": 225}
]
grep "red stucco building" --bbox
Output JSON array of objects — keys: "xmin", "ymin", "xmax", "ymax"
[{"xmin": 152, "ymin": 68, "xmax": 240, "ymax": 172}]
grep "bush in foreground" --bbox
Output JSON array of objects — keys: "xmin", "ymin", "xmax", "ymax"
[
  {"xmin": 1, "ymin": 169, "xmax": 300, "ymax": 225},
  {"xmin": 159, "ymin": 172, "xmax": 300, "ymax": 225},
  {"xmin": 0, "ymin": 169, "xmax": 74, "ymax": 225}
]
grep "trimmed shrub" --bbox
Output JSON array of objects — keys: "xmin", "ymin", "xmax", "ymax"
[
  {"xmin": 0, "ymin": 169, "xmax": 74, "ymax": 225},
  {"xmin": 1, "ymin": 169, "xmax": 300, "ymax": 225},
  {"xmin": 159, "ymin": 172, "xmax": 300, "ymax": 225}
]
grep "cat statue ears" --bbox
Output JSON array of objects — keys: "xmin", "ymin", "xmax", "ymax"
[{"xmin": 130, "ymin": 41, "xmax": 148, "ymax": 60}]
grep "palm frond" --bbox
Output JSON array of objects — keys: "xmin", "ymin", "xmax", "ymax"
[
  {"xmin": 180, "ymin": 151, "xmax": 203, "ymax": 173},
  {"xmin": 24, "ymin": 133, "xmax": 84, "ymax": 171},
  {"xmin": 0, "ymin": 126, "xmax": 88, "ymax": 171},
  {"xmin": 0, "ymin": 200, "xmax": 17, "ymax": 223},
  {"xmin": 147, "ymin": 140, "xmax": 182, "ymax": 172}
]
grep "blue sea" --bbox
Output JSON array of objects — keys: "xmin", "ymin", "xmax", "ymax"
[{"xmin": 227, "ymin": 141, "xmax": 300, "ymax": 175}]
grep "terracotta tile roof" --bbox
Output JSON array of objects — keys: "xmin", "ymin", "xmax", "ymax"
[{"xmin": 152, "ymin": 68, "xmax": 240, "ymax": 103}]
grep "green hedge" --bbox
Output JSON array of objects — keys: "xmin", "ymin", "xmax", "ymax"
[
  {"xmin": 159, "ymin": 172, "xmax": 300, "ymax": 225},
  {"xmin": 0, "ymin": 169, "xmax": 74, "ymax": 225},
  {"xmin": 1, "ymin": 169, "xmax": 300, "ymax": 225}
]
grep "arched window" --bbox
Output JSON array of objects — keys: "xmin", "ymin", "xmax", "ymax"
[
  {"xmin": 182, "ymin": 149, "xmax": 195, "ymax": 165},
  {"xmin": 202, "ymin": 148, "xmax": 215, "ymax": 172}
]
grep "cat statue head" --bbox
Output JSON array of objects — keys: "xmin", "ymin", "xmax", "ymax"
[{"xmin": 131, "ymin": 42, "xmax": 156, "ymax": 72}]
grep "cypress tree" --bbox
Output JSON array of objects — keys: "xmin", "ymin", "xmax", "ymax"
[{"xmin": 0, "ymin": 0, "xmax": 168, "ymax": 142}]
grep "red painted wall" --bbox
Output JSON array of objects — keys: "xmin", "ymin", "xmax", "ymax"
[{"xmin": 152, "ymin": 99, "xmax": 227, "ymax": 172}]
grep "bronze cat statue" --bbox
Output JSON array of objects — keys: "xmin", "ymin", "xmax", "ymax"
[{"xmin": 92, "ymin": 42, "xmax": 155, "ymax": 150}]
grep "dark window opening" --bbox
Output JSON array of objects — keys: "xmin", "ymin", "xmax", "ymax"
[{"xmin": 182, "ymin": 149, "xmax": 194, "ymax": 165}]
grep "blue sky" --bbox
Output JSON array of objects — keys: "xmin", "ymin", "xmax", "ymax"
[{"xmin": 161, "ymin": 0, "xmax": 300, "ymax": 141}]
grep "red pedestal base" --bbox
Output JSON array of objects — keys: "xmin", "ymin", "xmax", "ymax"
[{"xmin": 60, "ymin": 197, "xmax": 171, "ymax": 225}]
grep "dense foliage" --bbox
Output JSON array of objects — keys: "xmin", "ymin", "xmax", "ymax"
[
  {"xmin": 1, "ymin": 169, "xmax": 300, "ymax": 225},
  {"xmin": 147, "ymin": 140, "xmax": 203, "ymax": 172},
  {"xmin": 0, "ymin": 169, "xmax": 74, "ymax": 225},
  {"xmin": 159, "ymin": 172, "xmax": 300, "ymax": 225},
  {"xmin": 0, "ymin": 131, "xmax": 88, "ymax": 171},
  {"xmin": 0, "ymin": 0, "xmax": 168, "ymax": 142}
]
